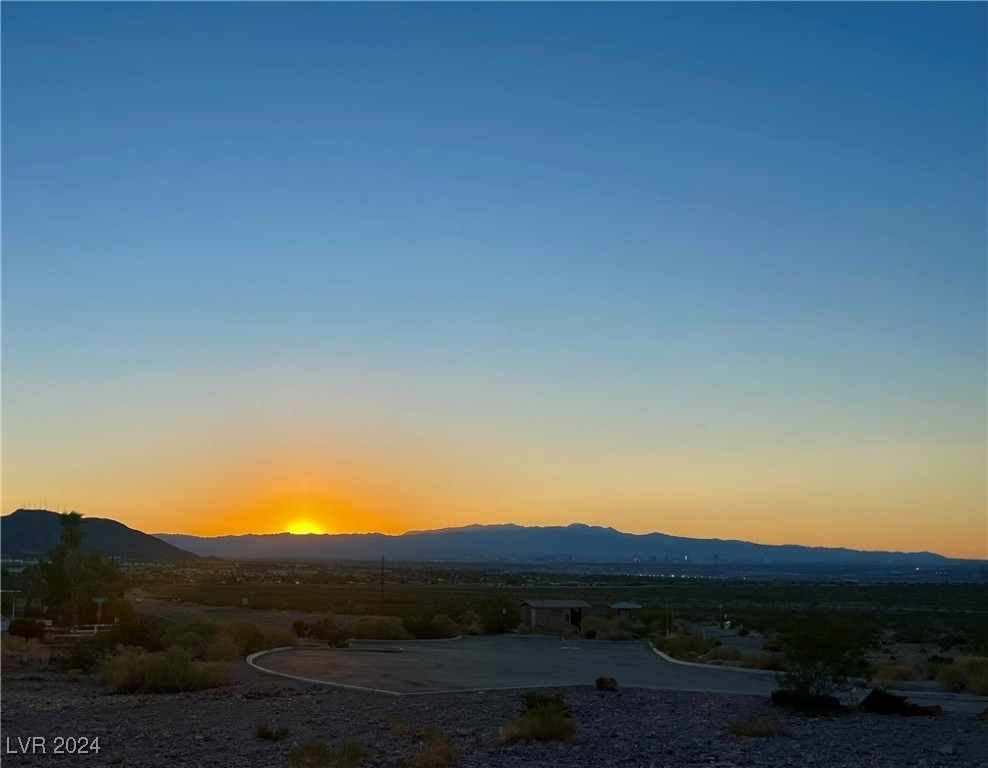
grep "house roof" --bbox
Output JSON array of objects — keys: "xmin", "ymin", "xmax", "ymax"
[
  {"xmin": 610, "ymin": 601, "xmax": 643, "ymax": 610},
  {"xmin": 520, "ymin": 599, "xmax": 591, "ymax": 609}
]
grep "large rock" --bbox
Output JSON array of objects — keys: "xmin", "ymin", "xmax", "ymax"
[{"xmin": 859, "ymin": 687, "xmax": 943, "ymax": 717}]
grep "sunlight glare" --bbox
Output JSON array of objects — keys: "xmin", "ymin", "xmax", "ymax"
[{"xmin": 286, "ymin": 518, "xmax": 326, "ymax": 535}]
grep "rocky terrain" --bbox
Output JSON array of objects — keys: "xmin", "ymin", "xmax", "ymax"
[{"xmin": 2, "ymin": 663, "xmax": 986, "ymax": 768}]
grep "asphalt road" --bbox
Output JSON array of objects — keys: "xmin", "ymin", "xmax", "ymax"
[
  {"xmin": 251, "ymin": 635, "xmax": 988, "ymax": 714},
  {"xmin": 255, "ymin": 635, "xmax": 778, "ymax": 696}
]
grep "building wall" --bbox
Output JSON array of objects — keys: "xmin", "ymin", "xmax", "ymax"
[{"xmin": 525, "ymin": 606, "xmax": 584, "ymax": 631}]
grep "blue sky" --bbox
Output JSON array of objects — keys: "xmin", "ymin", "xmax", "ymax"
[{"xmin": 3, "ymin": 3, "xmax": 985, "ymax": 556}]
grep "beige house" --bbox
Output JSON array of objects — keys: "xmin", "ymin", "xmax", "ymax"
[{"xmin": 519, "ymin": 599, "xmax": 590, "ymax": 632}]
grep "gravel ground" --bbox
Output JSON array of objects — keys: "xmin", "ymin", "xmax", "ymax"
[{"xmin": 2, "ymin": 664, "xmax": 986, "ymax": 768}]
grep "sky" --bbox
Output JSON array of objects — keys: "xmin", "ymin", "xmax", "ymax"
[{"xmin": 2, "ymin": 3, "xmax": 985, "ymax": 558}]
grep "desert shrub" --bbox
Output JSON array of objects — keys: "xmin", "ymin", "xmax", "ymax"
[
  {"xmin": 871, "ymin": 661, "xmax": 918, "ymax": 687},
  {"xmin": 729, "ymin": 717, "xmax": 777, "ymax": 738},
  {"xmin": 293, "ymin": 617, "xmax": 344, "ymax": 642},
  {"xmin": 581, "ymin": 616, "xmax": 635, "ymax": 641},
  {"xmin": 307, "ymin": 618, "xmax": 344, "ymax": 641},
  {"xmin": 256, "ymin": 722, "xmax": 289, "ymax": 741},
  {"xmin": 919, "ymin": 655, "xmax": 954, "ymax": 681},
  {"xmin": 938, "ymin": 657, "xmax": 988, "ymax": 695},
  {"xmin": 390, "ymin": 714, "xmax": 437, "ymax": 740},
  {"xmin": 651, "ymin": 632, "xmax": 716, "ymax": 661},
  {"xmin": 763, "ymin": 631, "xmax": 784, "ymax": 653},
  {"xmin": 164, "ymin": 619, "xmax": 222, "ymax": 657},
  {"xmin": 459, "ymin": 610, "xmax": 484, "ymax": 636},
  {"xmin": 741, "ymin": 651, "xmax": 785, "ymax": 671},
  {"xmin": 777, "ymin": 621, "xmax": 872, "ymax": 699},
  {"xmin": 8, "ymin": 618, "xmax": 46, "ymax": 641},
  {"xmin": 228, "ymin": 621, "xmax": 267, "ymax": 654},
  {"xmin": 404, "ymin": 733, "xmax": 457, "ymax": 768},
  {"xmin": 164, "ymin": 620, "xmax": 294, "ymax": 659},
  {"xmin": 703, "ymin": 646, "xmax": 742, "ymax": 663},
  {"xmin": 101, "ymin": 646, "xmax": 229, "ymax": 694},
  {"xmin": 228, "ymin": 622, "xmax": 295, "ymax": 654},
  {"xmin": 1, "ymin": 635, "xmax": 50, "ymax": 667},
  {"xmin": 500, "ymin": 693, "xmax": 578, "ymax": 744},
  {"xmin": 106, "ymin": 617, "xmax": 164, "ymax": 652},
  {"xmin": 402, "ymin": 615, "xmax": 459, "ymax": 640},
  {"xmin": 50, "ymin": 638, "xmax": 109, "ymax": 673},
  {"xmin": 522, "ymin": 692, "xmax": 571, "ymax": 716},
  {"xmin": 287, "ymin": 741, "xmax": 364, "ymax": 768},
  {"xmin": 513, "ymin": 623, "xmax": 535, "ymax": 635},
  {"xmin": 389, "ymin": 716, "xmax": 457, "ymax": 767},
  {"xmin": 429, "ymin": 615, "xmax": 460, "ymax": 638},
  {"xmin": 474, "ymin": 598, "xmax": 519, "ymax": 635},
  {"xmin": 351, "ymin": 616, "xmax": 413, "ymax": 640},
  {"xmin": 737, "ymin": 627, "xmax": 750, "ymax": 637},
  {"xmin": 204, "ymin": 634, "xmax": 239, "ymax": 661}
]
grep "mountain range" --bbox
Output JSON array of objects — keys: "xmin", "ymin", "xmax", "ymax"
[
  {"xmin": 1, "ymin": 509, "xmax": 200, "ymax": 561},
  {"xmin": 155, "ymin": 522, "xmax": 951, "ymax": 565},
  {"xmin": 1, "ymin": 509, "xmax": 957, "ymax": 566}
]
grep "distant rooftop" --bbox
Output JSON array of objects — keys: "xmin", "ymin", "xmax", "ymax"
[
  {"xmin": 520, "ymin": 599, "xmax": 591, "ymax": 609},
  {"xmin": 610, "ymin": 601, "xmax": 643, "ymax": 610}
]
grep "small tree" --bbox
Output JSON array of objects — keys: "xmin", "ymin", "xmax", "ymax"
[
  {"xmin": 778, "ymin": 620, "xmax": 873, "ymax": 699},
  {"xmin": 37, "ymin": 512, "xmax": 127, "ymax": 627}
]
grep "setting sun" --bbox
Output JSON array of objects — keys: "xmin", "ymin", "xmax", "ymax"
[{"xmin": 285, "ymin": 518, "xmax": 326, "ymax": 535}]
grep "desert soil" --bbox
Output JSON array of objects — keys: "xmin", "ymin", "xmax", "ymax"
[{"xmin": 2, "ymin": 662, "xmax": 987, "ymax": 768}]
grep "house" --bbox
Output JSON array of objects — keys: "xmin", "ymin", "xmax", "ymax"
[
  {"xmin": 609, "ymin": 601, "xmax": 642, "ymax": 619},
  {"xmin": 519, "ymin": 599, "xmax": 590, "ymax": 632}
]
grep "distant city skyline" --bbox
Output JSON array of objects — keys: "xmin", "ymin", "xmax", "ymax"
[{"xmin": 3, "ymin": 3, "xmax": 985, "ymax": 559}]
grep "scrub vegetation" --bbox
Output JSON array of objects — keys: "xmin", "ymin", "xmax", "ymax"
[
  {"xmin": 499, "ymin": 692, "xmax": 579, "ymax": 744},
  {"xmin": 132, "ymin": 561, "xmax": 987, "ymax": 658}
]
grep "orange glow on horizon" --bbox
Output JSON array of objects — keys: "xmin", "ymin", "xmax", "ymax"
[{"xmin": 285, "ymin": 518, "xmax": 327, "ymax": 535}]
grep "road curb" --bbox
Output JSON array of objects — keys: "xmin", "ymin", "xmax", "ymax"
[{"xmin": 647, "ymin": 642, "xmax": 777, "ymax": 676}]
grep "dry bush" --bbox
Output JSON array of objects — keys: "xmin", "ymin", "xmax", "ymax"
[
  {"xmin": 287, "ymin": 741, "xmax": 364, "ymax": 768},
  {"xmin": 163, "ymin": 619, "xmax": 295, "ymax": 659},
  {"xmin": 404, "ymin": 735, "xmax": 457, "ymax": 768},
  {"xmin": 1, "ymin": 635, "xmax": 50, "ymax": 668},
  {"xmin": 581, "ymin": 616, "xmax": 633, "ymax": 641},
  {"xmin": 390, "ymin": 717, "xmax": 457, "ymax": 768},
  {"xmin": 500, "ymin": 707, "xmax": 578, "ymax": 743},
  {"xmin": 740, "ymin": 651, "xmax": 785, "ymax": 671},
  {"xmin": 500, "ymin": 692, "xmax": 578, "ymax": 744},
  {"xmin": 204, "ymin": 634, "xmax": 239, "ymax": 661},
  {"xmin": 939, "ymin": 657, "xmax": 988, "ymax": 695},
  {"xmin": 350, "ymin": 616, "xmax": 413, "ymax": 640},
  {"xmin": 870, "ymin": 661, "xmax": 918, "ymax": 687},
  {"xmin": 702, "ymin": 646, "xmax": 743, "ymax": 663},
  {"xmin": 459, "ymin": 610, "xmax": 484, "ymax": 636},
  {"xmin": 651, "ymin": 632, "xmax": 716, "ymax": 661},
  {"xmin": 101, "ymin": 646, "xmax": 229, "ymax": 694}
]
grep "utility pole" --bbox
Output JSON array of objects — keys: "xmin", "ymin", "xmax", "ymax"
[{"xmin": 380, "ymin": 556, "xmax": 385, "ymax": 615}]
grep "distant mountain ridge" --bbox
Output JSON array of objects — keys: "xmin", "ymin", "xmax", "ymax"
[
  {"xmin": 154, "ymin": 521, "xmax": 951, "ymax": 564},
  {"xmin": 1, "ymin": 509, "xmax": 200, "ymax": 561}
]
